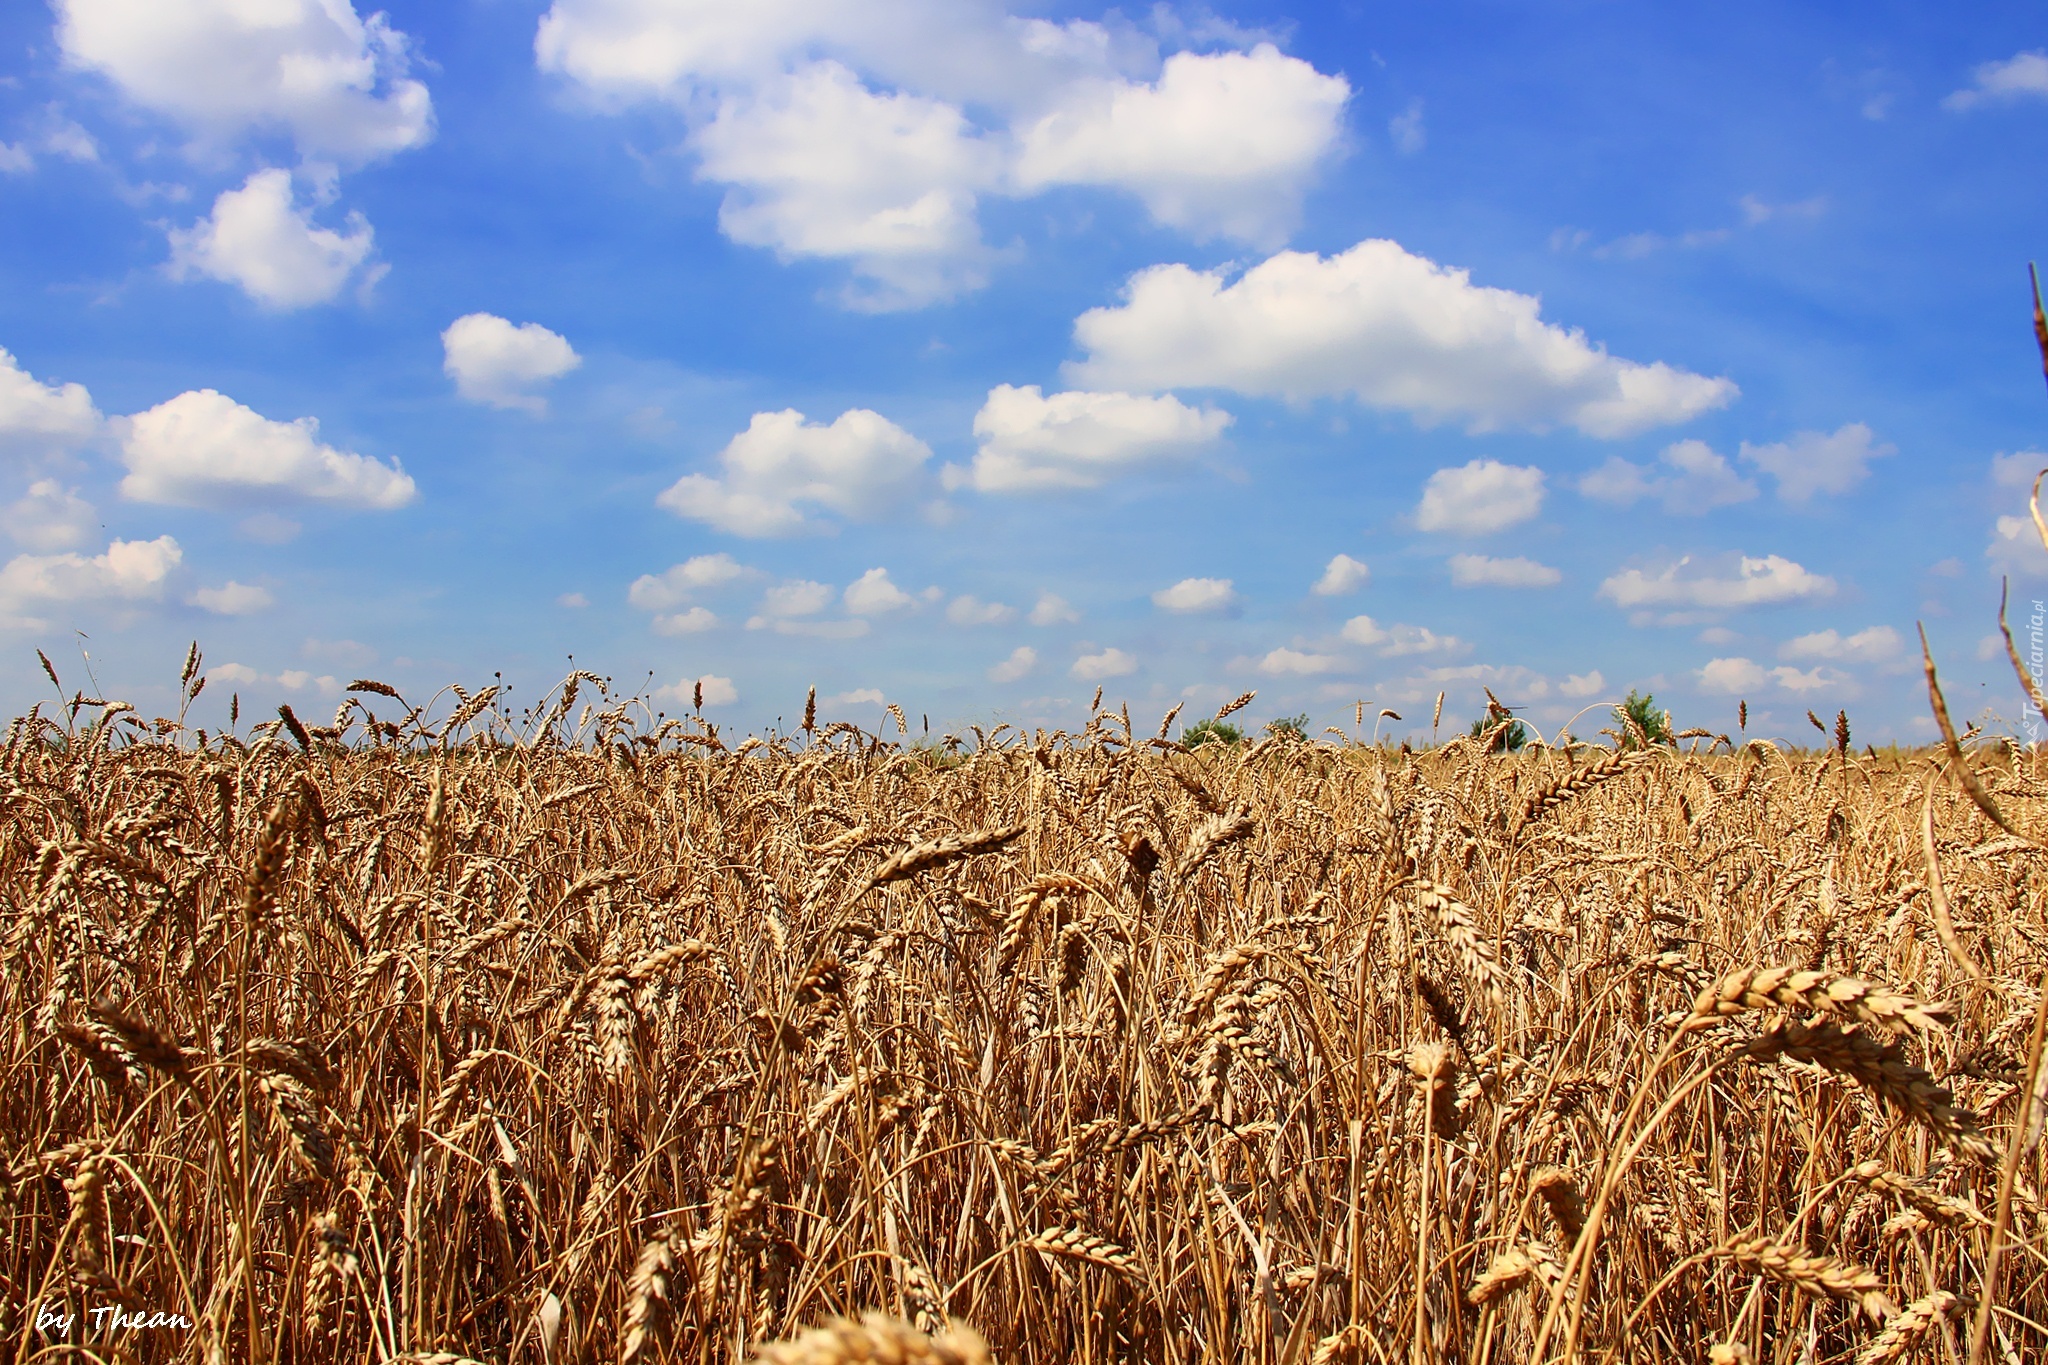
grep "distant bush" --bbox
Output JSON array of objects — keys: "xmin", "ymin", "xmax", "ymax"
[
  {"xmin": 1614, "ymin": 689, "xmax": 1672, "ymax": 748},
  {"xmin": 1263, "ymin": 713, "xmax": 1309, "ymax": 741},
  {"xmin": 1468, "ymin": 716, "xmax": 1530, "ymax": 752},
  {"xmin": 1182, "ymin": 719, "xmax": 1244, "ymax": 749}
]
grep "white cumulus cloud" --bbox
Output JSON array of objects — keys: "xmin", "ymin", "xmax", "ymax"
[
  {"xmin": 654, "ymin": 673, "xmax": 738, "ymax": 706},
  {"xmin": 1340, "ymin": 615, "xmax": 1464, "ymax": 657},
  {"xmin": 1312, "ymin": 553, "xmax": 1369, "ymax": 596},
  {"xmin": 628, "ymin": 553, "xmax": 747, "ymax": 610},
  {"xmin": 760, "ymin": 579, "xmax": 833, "ymax": 618},
  {"xmin": 1697, "ymin": 657, "xmax": 1767, "ymax": 694},
  {"xmin": 824, "ymin": 687, "xmax": 886, "ymax": 708},
  {"xmin": 948, "ymin": 594, "xmax": 1015, "ymax": 625},
  {"xmin": 1944, "ymin": 51, "xmax": 2048, "ymax": 111},
  {"xmin": 1072, "ymin": 646, "xmax": 1137, "ymax": 679},
  {"xmin": 844, "ymin": 567, "xmax": 915, "ymax": 614},
  {"xmin": 442, "ymin": 314, "xmax": 581, "ymax": 413},
  {"xmin": 1599, "ymin": 554, "xmax": 1836, "ymax": 614},
  {"xmin": 207, "ymin": 663, "xmax": 341, "ymax": 695},
  {"xmin": 117, "ymin": 389, "xmax": 415, "ymax": 509},
  {"xmin": 1012, "ymin": 45, "xmax": 1349, "ymax": 245},
  {"xmin": 657, "ymin": 407, "xmax": 930, "ymax": 536},
  {"xmin": 1416, "ymin": 459, "xmax": 1545, "ymax": 535},
  {"xmin": 57, "ymin": 0, "xmax": 432, "ymax": 163},
  {"xmin": 1698, "ymin": 656, "xmax": 1846, "ymax": 696},
  {"xmin": 0, "ymin": 535, "xmax": 181, "ymax": 626},
  {"xmin": 694, "ymin": 61, "xmax": 1000, "ymax": 310},
  {"xmin": 652, "ymin": 607, "xmax": 717, "ymax": 635},
  {"xmin": 988, "ymin": 645, "xmax": 1036, "ymax": 682},
  {"xmin": 957, "ymin": 385, "xmax": 1230, "ymax": 492},
  {"xmin": 2, "ymin": 481, "xmax": 97, "ymax": 551},
  {"xmin": 0, "ymin": 349, "xmax": 102, "ymax": 461},
  {"xmin": 1068, "ymin": 239, "xmax": 1736, "ymax": 437},
  {"xmin": 191, "ymin": 580, "xmax": 272, "ymax": 614},
  {"xmin": 166, "ymin": 170, "xmax": 377, "ymax": 309},
  {"xmin": 1780, "ymin": 625, "xmax": 1903, "ymax": 665},
  {"xmin": 1578, "ymin": 438, "xmax": 1758, "ymax": 514},
  {"xmin": 1152, "ymin": 576, "xmax": 1236, "ymax": 613},
  {"xmin": 1029, "ymin": 591, "xmax": 1079, "ymax": 625},
  {"xmin": 534, "ymin": 3, "xmax": 1351, "ymax": 307},
  {"xmin": 1738, "ymin": 423, "xmax": 1893, "ymax": 503},
  {"xmin": 1258, "ymin": 647, "xmax": 1338, "ymax": 675},
  {"xmin": 1989, "ymin": 513, "xmax": 2048, "ymax": 577},
  {"xmin": 1448, "ymin": 553, "xmax": 1561, "ymax": 588},
  {"xmin": 1559, "ymin": 670, "xmax": 1604, "ymax": 698}
]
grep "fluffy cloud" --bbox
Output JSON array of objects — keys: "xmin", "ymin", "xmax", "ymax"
[
  {"xmin": 988, "ymin": 645, "xmax": 1036, "ymax": 682},
  {"xmin": 1447, "ymin": 553, "xmax": 1561, "ymax": 588},
  {"xmin": 1780, "ymin": 625, "xmax": 1902, "ymax": 665},
  {"xmin": 694, "ymin": 62, "xmax": 1000, "ymax": 310},
  {"xmin": 1559, "ymin": 670, "xmax": 1605, "ymax": 698},
  {"xmin": 1599, "ymin": 554, "xmax": 1836, "ymax": 613},
  {"xmin": 0, "ymin": 535, "xmax": 181, "ymax": 626},
  {"xmin": 167, "ymin": 170, "xmax": 377, "ymax": 309},
  {"xmin": 442, "ymin": 314, "xmax": 581, "ymax": 413},
  {"xmin": 1312, "ymin": 553, "xmax": 1369, "ymax": 596},
  {"xmin": 1071, "ymin": 646, "xmax": 1137, "ymax": 679},
  {"xmin": 654, "ymin": 673, "xmax": 738, "ymax": 706},
  {"xmin": 1697, "ymin": 656, "xmax": 1846, "ymax": 696},
  {"xmin": 740, "ymin": 578, "xmax": 870, "ymax": 638},
  {"xmin": 657, "ymin": 408, "xmax": 930, "ymax": 536},
  {"xmin": 628, "ymin": 553, "xmax": 747, "ymax": 610},
  {"xmin": 1341, "ymin": 614, "xmax": 1464, "ymax": 657},
  {"xmin": 1416, "ymin": 459, "xmax": 1545, "ymax": 535},
  {"xmin": 191, "ymin": 580, "xmax": 272, "ymax": 614},
  {"xmin": 957, "ymin": 385, "xmax": 1230, "ymax": 492},
  {"xmin": 534, "ymin": 3, "xmax": 1350, "ymax": 307},
  {"xmin": 1738, "ymin": 423, "xmax": 1892, "ymax": 503},
  {"xmin": 758, "ymin": 579, "xmax": 833, "ymax": 618},
  {"xmin": 1994, "ymin": 450, "xmax": 2048, "ymax": 489},
  {"xmin": 844, "ymin": 567, "xmax": 915, "ymax": 614},
  {"xmin": 948, "ymin": 595, "xmax": 1015, "ymax": 625},
  {"xmin": 1068, "ymin": 239, "xmax": 1736, "ymax": 437},
  {"xmin": 1696, "ymin": 656, "xmax": 1767, "ymax": 694},
  {"xmin": 1944, "ymin": 51, "xmax": 2048, "ymax": 111},
  {"xmin": 824, "ymin": 687, "xmax": 886, "ymax": 708},
  {"xmin": 1578, "ymin": 438, "xmax": 1758, "ymax": 514},
  {"xmin": 652, "ymin": 607, "xmax": 717, "ymax": 635},
  {"xmin": 1029, "ymin": 591, "xmax": 1079, "ymax": 625},
  {"xmin": 1012, "ymin": 45, "xmax": 1348, "ymax": 244},
  {"xmin": 535, "ymin": 0, "xmax": 1150, "ymax": 108},
  {"xmin": 1152, "ymin": 576, "xmax": 1236, "ymax": 613},
  {"xmin": 56, "ymin": 0, "xmax": 432, "ymax": 163},
  {"xmin": 1257, "ymin": 647, "xmax": 1338, "ymax": 675},
  {"xmin": 1989, "ymin": 513, "xmax": 2048, "ymax": 577},
  {"xmin": 2, "ymin": 481, "xmax": 97, "ymax": 551},
  {"xmin": 118, "ymin": 389, "xmax": 415, "ymax": 509},
  {"xmin": 0, "ymin": 349, "xmax": 102, "ymax": 460},
  {"xmin": 208, "ymin": 663, "xmax": 341, "ymax": 695}
]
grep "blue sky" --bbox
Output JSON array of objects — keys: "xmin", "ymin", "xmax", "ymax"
[{"xmin": 0, "ymin": 1, "xmax": 2045, "ymax": 745}]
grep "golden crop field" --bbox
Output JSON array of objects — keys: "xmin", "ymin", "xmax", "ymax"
[{"xmin": 4, "ymin": 664, "xmax": 2047, "ymax": 1364}]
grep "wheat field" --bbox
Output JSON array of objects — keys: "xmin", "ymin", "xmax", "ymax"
[{"xmin": 4, "ymin": 664, "xmax": 2047, "ymax": 1364}]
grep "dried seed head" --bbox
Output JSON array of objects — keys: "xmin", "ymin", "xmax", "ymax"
[{"xmin": 754, "ymin": 1313, "xmax": 992, "ymax": 1365}]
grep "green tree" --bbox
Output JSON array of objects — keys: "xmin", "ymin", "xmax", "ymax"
[
  {"xmin": 1468, "ymin": 715, "xmax": 1530, "ymax": 752},
  {"xmin": 1263, "ymin": 713, "xmax": 1309, "ymax": 741},
  {"xmin": 1182, "ymin": 719, "xmax": 1245, "ymax": 749},
  {"xmin": 1614, "ymin": 689, "xmax": 1672, "ymax": 748}
]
